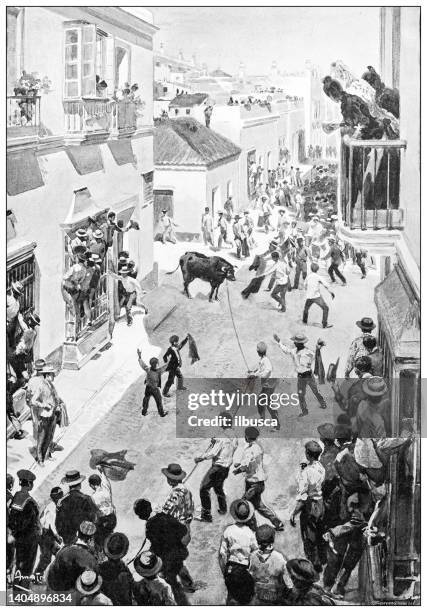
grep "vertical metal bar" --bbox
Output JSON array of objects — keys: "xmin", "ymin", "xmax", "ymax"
[
  {"xmin": 361, "ymin": 148, "xmax": 365, "ymax": 229},
  {"xmin": 386, "ymin": 149, "xmax": 391, "ymax": 229},
  {"xmin": 373, "ymin": 148, "xmax": 377, "ymax": 230},
  {"xmin": 348, "ymin": 143, "xmax": 353, "ymax": 227}
]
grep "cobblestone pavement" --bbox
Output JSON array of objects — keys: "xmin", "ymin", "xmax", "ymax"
[{"xmin": 32, "ymin": 228, "xmax": 379, "ymax": 604}]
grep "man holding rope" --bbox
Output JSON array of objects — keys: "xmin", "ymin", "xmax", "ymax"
[{"xmin": 194, "ymin": 412, "xmax": 238, "ymax": 523}]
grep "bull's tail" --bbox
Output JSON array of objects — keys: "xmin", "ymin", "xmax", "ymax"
[
  {"xmin": 165, "ymin": 260, "xmax": 182, "ymax": 275},
  {"xmin": 166, "ymin": 257, "xmax": 186, "ymax": 274}
]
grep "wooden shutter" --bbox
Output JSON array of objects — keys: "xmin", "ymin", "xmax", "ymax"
[
  {"xmin": 64, "ymin": 27, "xmax": 81, "ymax": 98},
  {"xmin": 81, "ymin": 24, "xmax": 96, "ymax": 97}
]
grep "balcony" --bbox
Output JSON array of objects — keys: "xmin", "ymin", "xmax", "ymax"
[
  {"xmin": 63, "ymin": 97, "xmax": 113, "ymax": 145},
  {"xmin": 111, "ymin": 99, "xmax": 138, "ymax": 138},
  {"xmin": 7, "ymin": 95, "xmax": 41, "ymax": 139},
  {"xmin": 337, "ymin": 135, "xmax": 407, "ymax": 253}
]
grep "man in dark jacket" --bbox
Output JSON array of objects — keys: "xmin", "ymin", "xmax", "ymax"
[
  {"xmin": 285, "ymin": 558, "xmax": 335, "ymax": 605},
  {"xmin": 162, "ymin": 334, "xmax": 188, "ymax": 397},
  {"xmin": 9, "ymin": 469, "xmax": 40, "ymax": 593},
  {"xmin": 47, "ymin": 521, "xmax": 98, "ymax": 593},
  {"xmin": 134, "ymin": 498, "xmax": 191, "ymax": 605},
  {"xmin": 323, "ymin": 238, "xmax": 346, "ymax": 285},
  {"xmin": 99, "ymin": 532, "xmax": 134, "ymax": 605},
  {"xmin": 56, "ymin": 470, "xmax": 98, "ymax": 545}
]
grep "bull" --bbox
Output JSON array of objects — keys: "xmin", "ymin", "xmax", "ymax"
[{"xmin": 167, "ymin": 252, "xmax": 236, "ymax": 301}]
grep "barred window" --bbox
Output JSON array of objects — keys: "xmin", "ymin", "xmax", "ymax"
[{"xmin": 7, "ymin": 251, "xmax": 36, "ymax": 317}]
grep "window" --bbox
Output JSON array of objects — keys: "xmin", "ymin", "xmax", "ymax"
[
  {"xmin": 64, "ymin": 23, "xmax": 109, "ymax": 98},
  {"xmin": 7, "ymin": 8, "xmax": 24, "ymax": 94},
  {"xmin": 7, "ymin": 248, "xmax": 36, "ymax": 318},
  {"xmin": 174, "ymin": 108, "xmax": 179, "ymax": 115},
  {"xmin": 163, "ymin": 86, "xmax": 168, "ymax": 94},
  {"xmin": 185, "ymin": 108, "xmax": 190, "ymax": 115}
]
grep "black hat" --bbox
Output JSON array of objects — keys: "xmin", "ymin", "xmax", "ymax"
[
  {"xmin": 287, "ymin": 558, "xmax": 319, "ymax": 585},
  {"xmin": 161, "ymin": 463, "xmax": 186, "ymax": 482},
  {"xmin": 244, "ymin": 426, "xmax": 259, "ymax": 440},
  {"xmin": 317, "ymin": 423, "xmax": 336, "ymax": 441},
  {"xmin": 27, "ymin": 313, "xmax": 41, "ymax": 327},
  {"xmin": 50, "ymin": 486, "xmax": 64, "ymax": 502},
  {"xmin": 104, "ymin": 532, "xmax": 129, "ymax": 560},
  {"xmin": 356, "ymin": 317, "xmax": 376, "ymax": 331},
  {"xmin": 134, "ymin": 552, "xmax": 162, "ymax": 577},
  {"xmin": 17, "ymin": 469, "xmax": 36, "ymax": 483}
]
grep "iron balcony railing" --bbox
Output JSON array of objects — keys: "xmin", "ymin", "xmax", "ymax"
[
  {"xmin": 7, "ymin": 95, "xmax": 41, "ymax": 136},
  {"xmin": 340, "ymin": 135, "xmax": 406, "ymax": 231}
]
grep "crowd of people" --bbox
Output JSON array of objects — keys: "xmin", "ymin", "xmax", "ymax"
[{"xmin": 307, "ymin": 144, "xmax": 338, "ymax": 160}]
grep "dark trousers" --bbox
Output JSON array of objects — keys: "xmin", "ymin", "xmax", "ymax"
[
  {"xmin": 323, "ymin": 527, "xmax": 364, "ymax": 590},
  {"xmin": 142, "ymin": 385, "xmax": 165, "ymax": 415},
  {"xmin": 241, "ymin": 276, "xmax": 263, "ymax": 299},
  {"xmin": 257, "ymin": 386, "xmax": 280, "ymax": 429},
  {"xmin": 356, "ymin": 260, "xmax": 367, "ymax": 277},
  {"xmin": 163, "ymin": 367, "xmax": 184, "ymax": 395},
  {"xmin": 243, "ymin": 481, "xmax": 281, "ymax": 529},
  {"xmin": 293, "ymin": 261, "xmax": 307, "ymax": 288},
  {"xmin": 14, "ymin": 535, "xmax": 39, "ymax": 592},
  {"xmin": 271, "ymin": 283, "xmax": 287, "ymax": 310},
  {"xmin": 37, "ymin": 415, "xmax": 56, "ymax": 463},
  {"xmin": 120, "ymin": 290, "xmax": 136, "ymax": 323},
  {"xmin": 328, "ymin": 263, "xmax": 346, "ymax": 284},
  {"xmin": 297, "ymin": 372, "xmax": 326, "ymax": 414},
  {"xmin": 200, "ymin": 465, "xmax": 229, "ymax": 517},
  {"xmin": 35, "ymin": 529, "xmax": 60, "ymax": 577},
  {"xmin": 300, "ymin": 499, "xmax": 326, "ymax": 572},
  {"xmin": 303, "ymin": 296, "xmax": 329, "ymax": 327}
]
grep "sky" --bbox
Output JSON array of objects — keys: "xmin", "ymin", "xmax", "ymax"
[{"xmin": 147, "ymin": 7, "xmax": 380, "ymax": 77}]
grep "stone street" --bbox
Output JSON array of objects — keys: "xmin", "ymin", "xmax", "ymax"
[{"xmin": 25, "ymin": 224, "xmax": 379, "ymax": 604}]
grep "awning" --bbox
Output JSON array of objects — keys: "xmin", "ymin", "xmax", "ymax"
[
  {"xmin": 7, "ymin": 150, "xmax": 44, "ymax": 195},
  {"xmin": 374, "ymin": 267, "xmax": 420, "ymax": 361},
  {"xmin": 62, "ymin": 187, "xmax": 108, "ymax": 228},
  {"xmin": 107, "ymin": 139, "xmax": 136, "ymax": 166},
  {"xmin": 65, "ymin": 145, "xmax": 104, "ymax": 175}
]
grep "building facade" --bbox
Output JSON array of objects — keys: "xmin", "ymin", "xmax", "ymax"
[
  {"xmin": 153, "ymin": 117, "xmax": 241, "ymax": 238},
  {"xmin": 334, "ymin": 7, "xmax": 420, "ymax": 601},
  {"xmin": 7, "ymin": 6, "xmax": 157, "ymax": 368}
]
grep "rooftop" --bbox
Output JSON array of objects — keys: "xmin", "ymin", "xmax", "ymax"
[
  {"xmin": 169, "ymin": 93, "xmax": 209, "ymax": 107},
  {"xmin": 210, "ymin": 69, "xmax": 233, "ymax": 78},
  {"xmin": 154, "ymin": 117, "xmax": 241, "ymax": 167}
]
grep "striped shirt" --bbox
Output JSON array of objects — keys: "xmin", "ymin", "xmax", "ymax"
[{"xmin": 162, "ymin": 484, "xmax": 194, "ymax": 525}]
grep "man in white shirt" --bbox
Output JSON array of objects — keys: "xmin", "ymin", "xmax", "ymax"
[
  {"xmin": 248, "ymin": 341, "xmax": 280, "ymax": 430},
  {"xmin": 261, "ymin": 196, "xmax": 273, "ymax": 233},
  {"xmin": 201, "ymin": 206, "xmax": 214, "ymax": 246},
  {"xmin": 110, "ymin": 267, "xmax": 148, "ymax": 326},
  {"xmin": 195, "ymin": 412, "xmax": 238, "ymax": 522},
  {"xmin": 274, "ymin": 332, "xmax": 327, "ymax": 416},
  {"xmin": 219, "ymin": 499, "xmax": 258, "ymax": 589},
  {"xmin": 234, "ymin": 427, "xmax": 284, "ymax": 531},
  {"xmin": 263, "ymin": 252, "xmax": 290, "ymax": 312},
  {"xmin": 89, "ymin": 466, "xmax": 117, "ymax": 547},
  {"xmin": 303, "ymin": 262, "xmax": 333, "ymax": 329},
  {"xmin": 289, "ymin": 441, "xmax": 325, "ymax": 573},
  {"xmin": 35, "ymin": 486, "xmax": 64, "ymax": 578}
]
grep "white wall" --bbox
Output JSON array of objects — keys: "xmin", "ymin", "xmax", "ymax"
[
  {"xmin": 154, "ymin": 167, "xmax": 206, "ymax": 234},
  {"xmin": 206, "ymin": 158, "xmax": 240, "ymax": 215},
  {"xmin": 8, "ymin": 135, "xmax": 154, "ymax": 358},
  {"xmin": 399, "ymin": 7, "xmax": 420, "ymax": 268}
]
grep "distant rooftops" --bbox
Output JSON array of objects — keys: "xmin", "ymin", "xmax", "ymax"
[{"xmin": 169, "ymin": 93, "xmax": 209, "ymax": 108}]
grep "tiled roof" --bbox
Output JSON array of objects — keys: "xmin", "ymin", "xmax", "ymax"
[
  {"xmin": 169, "ymin": 93, "xmax": 208, "ymax": 107},
  {"xmin": 154, "ymin": 117, "xmax": 241, "ymax": 167}
]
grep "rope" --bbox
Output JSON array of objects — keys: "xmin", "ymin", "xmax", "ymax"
[{"xmin": 225, "ymin": 280, "xmax": 249, "ymax": 371}]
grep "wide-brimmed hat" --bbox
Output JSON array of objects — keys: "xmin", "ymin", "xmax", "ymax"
[
  {"xmin": 76, "ymin": 570, "xmax": 102, "ymax": 596},
  {"xmin": 11, "ymin": 281, "xmax": 24, "ymax": 295},
  {"xmin": 61, "ymin": 469, "xmax": 86, "ymax": 486},
  {"xmin": 161, "ymin": 463, "xmax": 186, "ymax": 482},
  {"xmin": 76, "ymin": 228, "xmax": 88, "ymax": 239},
  {"xmin": 34, "ymin": 358, "xmax": 55, "ymax": 374},
  {"xmin": 362, "ymin": 376, "xmax": 388, "ymax": 397},
  {"xmin": 79, "ymin": 521, "xmax": 96, "ymax": 537},
  {"xmin": 287, "ymin": 558, "xmax": 319, "ymax": 585},
  {"xmin": 89, "ymin": 253, "xmax": 101, "ymax": 264},
  {"xmin": 104, "ymin": 532, "xmax": 129, "ymax": 560},
  {"xmin": 356, "ymin": 317, "xmax": 376, "ymax": 331},
  {"xmin": 134, "ymin": 552, "xmax": 163, "ymax": 577},
  {"xmin": 217, "ymin": 209, "xmax": 224, "ymax": 215},
  {"xmin": 290, "ymin": 333, "xmax": 308, "ymax": 344},
  {"xmin": 317, "ymin": 423, "xmax": 336, "ymax": 440},
  {"xmin": 92, "ymin": 229, "xmax": 104, "ymax": 240},
  {"xmin": 230, "ymin": 499, "xmax": 254, "ymax": 523},
  {"xmin": 119, "ymin": 266, "xmax": 129, "ymax": 275},
  {"xmin": 161, "ymin": 209, "xmax": 168, "ymax": 213},
  {"xmin": 17, "ymin": 469, "xmax": 36, "ymax": 483}
]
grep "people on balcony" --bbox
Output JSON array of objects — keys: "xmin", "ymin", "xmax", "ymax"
[{"xmin": 361, "ymin": 66, "xmax": 399, "ymax": 119}]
